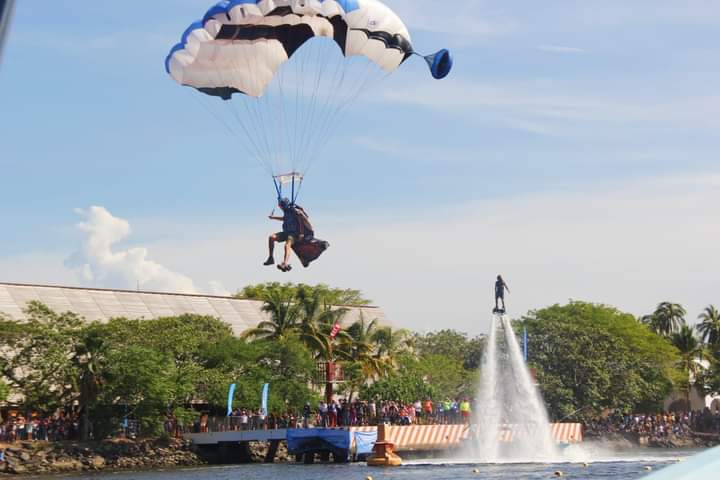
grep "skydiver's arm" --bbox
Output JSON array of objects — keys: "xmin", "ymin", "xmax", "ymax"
[
  {"xmin": 268, "ymin": 216, "xmax": 284, "ymax": 221},
  {"xmin": 504, "ymin": 282, "xmax": 510, "ymax": 293}
]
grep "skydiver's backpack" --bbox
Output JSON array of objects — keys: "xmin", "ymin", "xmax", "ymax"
[
  {"xmin": 293, "ymin": 205, "xmax": 314, "ymax": 239},
  {"xmin": 289, "ymin": 204, "xmax": 328, "ymax": 267}
]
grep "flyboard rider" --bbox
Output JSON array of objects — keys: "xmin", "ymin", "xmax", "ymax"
[{"xmin": 494, "ymin": 275, "xmax": 510, "ymax": 313}]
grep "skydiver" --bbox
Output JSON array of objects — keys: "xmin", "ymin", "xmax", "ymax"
[
  {"xmin": 494, "ymin": 275, "xmax": 510, "ymax": 313},
  {"xmin": 264, "ymin": 197, "xmax": 299, "ymax": 272}
]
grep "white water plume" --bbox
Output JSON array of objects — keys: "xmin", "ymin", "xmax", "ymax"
[{"xmin": 468, "ymin": 314, "xmax": 558, "ymax": 462}]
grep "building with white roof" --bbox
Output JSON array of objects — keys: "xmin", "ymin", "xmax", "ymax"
[{"xmin": 0, "ymin": 282, "xmax": 389, "ymax": 336}]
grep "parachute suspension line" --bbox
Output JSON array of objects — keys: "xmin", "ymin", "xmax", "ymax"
[
  {"xmin": 238, "ymin": 44, "xmax": 275, "ymax": 174},
  {"xmin": 272, "ymin": 176, "xmax": 282, "ymax": 199},
  {"xmin": 305, "ymin": 50, "xmax": 389, "ymax": 174},
  {"xmin": 248, "ymin": 45, "xmax": 276, "ymax": 172},
  {"xmin": 214, "ymin": 55, "xmax": 268, "ymax": 171},
  {"xmin": 302, "ymin": 43, "xmax": 350, "ymax": 175},
  {"xmin": 198, "ymin": 57, "xmax": 270, "ymax": 176},
  {"xmin": 295, "ymin": 38, "xmax": 330, "ymax": 175},
  {"xmin": 276, "ymin": 54, "xmax": 289, "ymax": 176},
  {"xmin": 290, "ymin": 37, "xmax": 306, "ymax": 176},
  {"xmin": 304, "ymin": 39, "xmax": 337, "ymax": 170},
  {"xmin": 292, "ymin": 40, "xmax": 316, "ymax": 175},
  {"xmin": 187, "ymin": 90, "xmax": 264, "ymax": 174}
]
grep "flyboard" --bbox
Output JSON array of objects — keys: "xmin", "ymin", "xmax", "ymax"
[{"xmin": 492, "ymin": 307, "xmax": 508, "ymax": 330}]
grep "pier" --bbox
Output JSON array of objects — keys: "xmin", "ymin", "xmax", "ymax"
[{"xmin": 183, "ymin": 423, "xmax": 583, "ymax": 463}]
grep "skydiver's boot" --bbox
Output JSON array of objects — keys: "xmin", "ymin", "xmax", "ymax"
[{"xmin": 263, "ymin": 257, "xmax": 274, "ymax": 266}]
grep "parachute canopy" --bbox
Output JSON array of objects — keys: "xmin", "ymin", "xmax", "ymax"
[{"xmin": 166, "ymin": 0, "xmax": 424, "ymax": 98}]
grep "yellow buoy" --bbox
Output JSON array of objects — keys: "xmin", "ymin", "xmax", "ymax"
[
  {"xmin": 644, "ymin": 466, "xmax": 652, "ymax": 471},
  {"xmin": 472, "ymin": 468, "xmax": 480, "ymax": 473},
  {"xmin": 582, "ymin": 462, "xmax": 589, "ymax": 467},
  {"xmin": 554, "ymin": 471, "xmax": 563, "ymax": 477},
  {"xmin": 366, "ymin": 476, "xmax": 373, "ymax": 480}
]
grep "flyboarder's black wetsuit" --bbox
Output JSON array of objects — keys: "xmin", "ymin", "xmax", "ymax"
[{"xmin": 495, "ymin": 276, "xmax": 509, "ymax": 311}]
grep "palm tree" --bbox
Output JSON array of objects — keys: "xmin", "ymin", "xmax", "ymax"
[
  {"xmin": 650, "ymin": 302, "xmax": 686, "ymax": 336},
  {"xmin": 371, "ymin": 326, "xmax": 413, "ymax": 373},
  {"xmin": 341, "ymin": 313, "xmax": 384, "ymax": 376},
  {"xmin": 294, "ymin": 286, "xmax": 349, "ymax": 358},
  {"xmin": 697, "ymin": 305, "xmax": 720, "ymax": 346},
  {"xmin": 242, "ymin": 287, "xmax": 301, "ymax": 341},
  {"xmin": 670, "ymin": 325, "xmax": 707, "ymax": 406},
  {"xmin": 336, "ymin": 313, "xmax": 386, "ymax": 400}
]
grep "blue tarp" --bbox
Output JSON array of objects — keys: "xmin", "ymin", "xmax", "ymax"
[
  {"xmin": 286, "ymin": 429, "xmax": 351, "ymax": 454},
  {"xmin": 353, "ymin": 431, "xmax": 377, "ymax": 455}
]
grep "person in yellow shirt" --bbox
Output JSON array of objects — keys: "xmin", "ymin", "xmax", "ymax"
[{"xmin": 459, "ymin": 399, "xmax": 471, "ymax": 424}]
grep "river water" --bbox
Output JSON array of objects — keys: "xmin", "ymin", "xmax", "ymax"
[{"xmin": 26, "ymin": 449, "xmax": 700, "ymax": 480}]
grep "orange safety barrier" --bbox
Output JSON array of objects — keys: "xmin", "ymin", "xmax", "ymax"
[{"xmin": 349, "ymin": 423, "xmax": 582, "ymax": 451}]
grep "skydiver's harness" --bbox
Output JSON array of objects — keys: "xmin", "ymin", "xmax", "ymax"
[{"xmin": 272, "ymin": 171, "xmax": 314, "ymax": 241}]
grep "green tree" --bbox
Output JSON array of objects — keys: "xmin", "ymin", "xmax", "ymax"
[
  {"xmin": 371, "ymin": 326, "xmax": 413, "ymax": 372},
  {"xmin": 95, "ymin": 346, "xmax": 179, "ymax": 436},
  {"xmin": 0, "ymin": 302, "xmax": 85, "ymax": 412},
  {"xmin": 0, "ymin": 380, "xmax": 8, "ymax": 403},
  {"xmin": 400, "ymin": 353, "xmax": 472, "ymax": 400},
  {"xmin": 414, "ymin": 329, "xmax": 486, "ymax": 370},
  {"xmin": 242, "ymin": 287, "xmax": 301, "ymax": 340},
  {"xmin": 646, "ymin": 302, "xmax": 686, "ymax": 336},
  {"xmin": 337, "ymin": 313, "xmax": 385, "ymax": 400},
  {"xmin": 295, "ymin": 286, "xmax": 348, "ymax": 360},
  {"xmin": 238, "ymin": 282, "xmax": 371, "ymax": 306},
  {"xmin": 360, "ymin": 363, "xmax": 434, "ymax": 405},
  {"xmin": 520, "ymin": 302, "xmax": 681, "ymax": 420},
  {"xmin": 697, "ymin": 305, "xmax": 720, "ymax": 346},
  {"xmin": 253, "ymin": 336, "xmax": 317, "ymax": 414},
  {"xmin": 670, "ymin": 325, "xmax": 707, "ymax": 406}
]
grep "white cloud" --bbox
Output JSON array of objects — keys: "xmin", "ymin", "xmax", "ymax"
[
  {"xmin": 536, "ymin": 45, "xmax": 585, "ymax": 54},
  {"xmin": 64, "ymin": 206, "xmax": 198, "ymax": 294}
]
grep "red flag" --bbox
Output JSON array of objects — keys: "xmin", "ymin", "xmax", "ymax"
[{"xmin": 330, "ymin": 322, "xmax": 341, "ymax": 339}]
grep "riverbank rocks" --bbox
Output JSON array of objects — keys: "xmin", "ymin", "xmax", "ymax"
[{"xmin": 0, "ymin": 437, "xmax": 205, "ymax": 475}]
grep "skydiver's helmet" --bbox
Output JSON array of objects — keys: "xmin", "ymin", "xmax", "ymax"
[
  {"xmin": 497, "ymin": 275, "xmax": 502, "ymax": 281},
  {"xmin": 278, "ymin": 197, "xmax": 291, "ymax": 210}
]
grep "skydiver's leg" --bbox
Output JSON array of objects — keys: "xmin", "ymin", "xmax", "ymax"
[
  {"xmin": 264, "ymin": 234, "xmax": 277, "ymax": 265},
  {"xmin": 495, "ymin": 295, "xmax": 499, "ymax": 309},
  {"xmin": 283, "ymin": 237, "xmax": 293, "ymax": 266}
]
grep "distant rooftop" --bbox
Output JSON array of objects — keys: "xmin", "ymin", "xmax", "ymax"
[{"xmin": 0, "ymin": 282, "xmax": 388, "ymax": 336}]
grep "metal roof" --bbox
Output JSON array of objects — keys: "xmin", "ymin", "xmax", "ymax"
[{"xmin": 0, "ymin": 282, "xmax": 389, "ymax": 335}]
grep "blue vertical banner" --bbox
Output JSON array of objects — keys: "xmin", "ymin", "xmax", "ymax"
[
  {"xmin": 523, "ymin": 327, "xmax": 529, "ymax": 362},
  {"xmin": 227, "ymin": 383, "xmax": 236, "ymax": 417},
  {"xmin": 261, "ymin": 383, "xmax": 269, "ymax": 416}
]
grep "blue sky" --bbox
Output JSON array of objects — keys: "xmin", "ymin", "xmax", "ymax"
[{"xmin": 1, "ymin": 1, "xmax": 719, "ymax": 334}]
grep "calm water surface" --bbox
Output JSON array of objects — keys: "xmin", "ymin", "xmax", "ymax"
[{"xmin": 25, "ymin": 449, "xmax": 700, "ymax": 480}]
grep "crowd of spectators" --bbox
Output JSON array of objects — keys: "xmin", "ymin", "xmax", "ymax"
[
  {"xmin": 584, "ymin": 408, "xmax": 720, "ymax": 440},
  {"xmin": 206, "ymin": 398, "xmax": 475, "ymax": 432},
  {"xmin": 308, "ymin": 398, "xmax": 474, "ymax": 427},
  {"xmin": 0, "ymin": 412, "xmax": 80, "ymax": 443}
]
